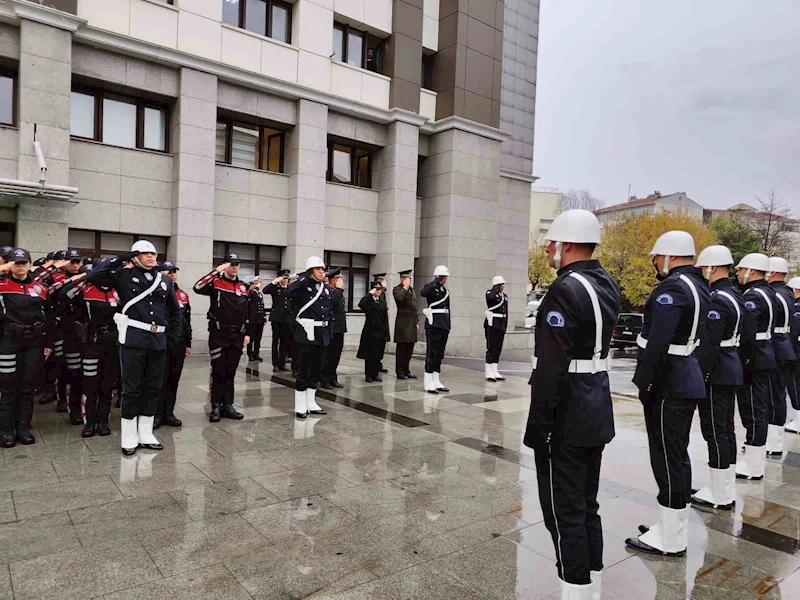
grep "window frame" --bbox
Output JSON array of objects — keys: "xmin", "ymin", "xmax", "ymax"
[
  {"xmin": 226, "ymin": 0, "xmax": 293, "ymax": 44},
  {"xmin": 68, "ymin": 230, "xmax": 168, "ymax": 263},
  {"xmin": 70, "ymin": 84, "xmax": 170, "ymax": 153},
  {"xmin": 0, "ymin": 67, "xmax": 17, "ymax": 127},
  {"xmin": 216, "ymin": 117, "xmax": 286, "ymax": 173},
  {"xmin": 213, "ymin": 242, "xmax": 283, "ymax": 311},
  {"xmin": 324, "ymin": 251, "xmax": 371, "ymax": 312},
  {"xmin": 333, "ymin": 22, "xmax": 366, "ymax": 69},
  {"xmin": 326, "ymin": 141, "xmax": 372, "ymax": 189}
]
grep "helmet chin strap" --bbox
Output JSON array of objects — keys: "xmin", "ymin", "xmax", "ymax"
[
  {"xmin": 743, "ymin": 268, "xmax": 752, "ymax": 284},
  {"xmin": 554, "ymin": 241, "xmax": 563, "ymax": 270},
  {"xmin": 704, "ymin": 266, "xmax": 712, "ymax": 281},
  {"xmin": 132, "ymin": 256, "xmax": 145, "ymax": 270},
  {"xmin": 662, "ymin": 256, "xmax": 670, "ymax": 276}
]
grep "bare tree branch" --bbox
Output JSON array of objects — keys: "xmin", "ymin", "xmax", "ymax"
[
  {"xmin": 560, "ymin": 189, "xmax": 603, "ymax": 212},
  {"xmin": 752, "ymin": 189, "xmax": 795, "ymax": 257}
]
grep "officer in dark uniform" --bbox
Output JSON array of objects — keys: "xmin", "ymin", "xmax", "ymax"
[
  {"xmin": 766, "ymin": 256, "xmax": 796, "ymax": 455},
  {"xmin": 421, "ymin": 266, "xmax": 451, "ymax": 394},
  {"xmin": 321, "ymin": 267, "xmax": 346, "ymax": 389},
  {"xmin": 37, "ymin": 250, "xmax": 70, "ymax": 413},
  {"xmin": 246, "ymin": 276, "xmax": 266, "ymax": 362},
  {"xmin": 0, "ymin": 248, "xmax": 53, "ymax": 447},
  {"xmin": 287, "ymin": 273, "xmax": 300, "ymax": 377},
  {"xmin": 155, "ymin": 261, "xmax": 191, "ymax": 429},
  {"xmin": 393, "ymin": 269, "xmax": 418, "ymax": 380},
  {"xmin": 286, "ymin": 256, "xmax": 331, "ymax": 418},
  {"xmin": 733, "ymin": 253, "xmax": 776, "ymax": 479},
  {"xmin": 373, "ymin": 274, "xmax": 390, "ymax": 374},
  {"xmin": 59, "ymin": 249, "xmax": 85, "ymax": 424},
  {"xmin": 264, "ymin": 269, "xmax": 293, "ymax": 372},
  {"xmin": 86, "ymin": 241, "xmax": 182, "ymax": 455},
  {"xmin": 691, "ymin": 245, "xmax": 747, "ymax": 509},
  {"xmin": 784, "ymin": 277, "xmax": 800, "ymax": 433},
  {"xmin": 194, "ymin": 254, "xmax": 249, "ymax": 423},
  {"xmin": 524, "ymin": 210, "xmax": 619, "ymax": 600},
  {"xmin": 626, "ymin": 230, "xmax": 710, "ymax": 557},
  {"xmin": 358, "ymin": 282, "xmax": 388, "ymax": 382},
  {"xmin": 484, "ymin": 275, "xmax": 509, "ymax": 382}
]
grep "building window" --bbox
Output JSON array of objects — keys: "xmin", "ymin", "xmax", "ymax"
[
  {"xmin": 327, "ymin": 141, "xmax": 372, "ymax": 188},
  {"xmin": 324, "ymin": 251, "xmax": 370, "ymax": 312},
  {"xmin": 213, "ymin": 242, "xmax": 282, "ymax": 308},
  {"xmin": 0, "ymin": 70, "xmax": 15, "ymax": 127},
  {"xmin": 70, "ymin": 86, "xmax": 169, "ymax": 152},
  {"xmin": 222, "ymin": 0, "xmax": 292, "ymax": 44},
  {"xmin": 333, "ymin": 23, "xmax": 384, "ymax": 72},
  {"xmin": 216, "ymin": 118, "xmax": 285, "ymax": 173},
  {"xmin": 68, "ymin": 230, "xmax": 168, "ymax": 263},
  {"xmin": 0, "ymin": 222, "xmax": 14, "ymax": 247}
]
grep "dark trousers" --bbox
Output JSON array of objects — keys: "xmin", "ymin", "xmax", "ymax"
[
  {"xmin": 81, "ymin": 342, "xmax": 118, "ymax": 425},
  {"xmin": 364, "ymin": 359, "xmax": 380, "ymax": 379},
  {"xmin": 534, "ymin": 443, "xmax": 604, "ymax": 585},
  {"xmin": 737, "ymin": 371, "xmax": 769, "ymax": 446},
  {"xmin": 396, "ymin": 342, "xmax": 414, "ymax": 376},
  {"xmin": 643, "ymin": 394, "xmax": 697, "ymax": 508},
  {"xmin": 769, "ymin": 365, "xmax": 790, "ymax": 425},
  {"xmin": 322, "ymin": 333, "xmax": 344, "ymax": 383},
  {"xmin": 209, "ymin": 341, "xmax": 243, "ymax": 407},
  {"xmin": 788, "ymin": 363, "xmax": 800, "ymax": 411},
  {"xmin": 289, "ymin": 326, "xmax": 299, "ymax": 373},
  {"xmin": 248, "ymin": 324, "xmax": 264, "ymax": 359},
  {"xmin": 158, "ymin": 343, "xmax": 186, "ymax": 419},
  {"xmin": 698, "ymin": 384, "xmax": 736, "ymax": 470},
  {"xmin": 271, "ymin": 322, "xmax": 290, "ymax": 368},
  {"xmin": 119, "ymin": 345, "xmax": 167, "ymax": 420},
  {"xmin": 297, "ymin": 343, "xmax": 324, "ymax": 391},
  {"xmin": 0, "ymin": 342, "xmax": 44, "ymax": 433},
  {"xmin": 60, "ymin": 336, "xmax": 83, "ymax": 414},
  {"xmin": 44, "ymin": 344, "xmax": 58, "ymax": 394},
  {"xmin": 425, "ymin": 327, "xmax": 449, "ymax": 373},
  {"xmin": 485, "ymin": 326, "xmax": 505, "ymax": 364}
]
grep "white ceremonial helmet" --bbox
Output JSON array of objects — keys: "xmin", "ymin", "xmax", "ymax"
[
  {"xmin": 544, "ymin": 209, "xmax": 602, "ymax": 269},
  {"xmin": 492, "ymin": 275, "xmax": 506, "ymax": 286},
  {"xmin": 695, "ymin": 245, "xmax": 733, "ymax": 280},
  {"xmin": 649, "ymin": 231, "xmax": 696, "ymax": 275},
  {"xmin": 767, "ymin": 257, "xmax": 789, "ymax": 278},
  {"xmin": 434, "ymin": 265, "xmax": 450, "ymax": 277},
  {"xmin": 736, "ymin": 252, "xmax": 770, "ymax": 284},
  {"xmin": 786, "ymin": 277, "xmax": 800, "ymax": 290},
  {"xmin": 305, "ymin": 256, "xmax": 325, "ymax": 270},
  {"xmin": 131, "ymin": 240, "xmax": 157, "ymax": 254}
]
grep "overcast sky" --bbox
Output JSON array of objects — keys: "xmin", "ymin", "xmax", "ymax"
[{"xmin": 533, "ymin": 0, "xmax": 800, "ymax": 211}]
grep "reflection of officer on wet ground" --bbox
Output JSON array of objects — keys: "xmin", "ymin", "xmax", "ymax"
[
  {"xmin": 626, "ymin": 231, "xmax": 710, "ymax": 557},
  {"xmin": 524, "ymin": 210, "xmax": 620, "ymax": 600}
]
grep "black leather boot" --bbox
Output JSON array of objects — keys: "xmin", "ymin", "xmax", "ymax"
[
  {"xmin": 0, "ymin": 391, "xmax": 14, "ymax": 447},
  {"xmin": 209, "ymin": 404, "xmax": 221, "ymax": 422},
  {"xmin": 220, "ymin": 404, "xmax": 244, "ymax": 420},
  {"xmin": 153, "ymin": 416, "xmax": 162, "ymax": 430},
  {"xmin": 16, "ymin": 394, "xmax": 35, "ymax": 445},
  {"xmin": 95, "ymin": 420, "xmax": 111, "ymax": 436},
  {"xmin": 163, "ymin": 414, "xmax": 183, "ymax": 427},
  {"xmin": 81, "ymin": 421, "xmax": 96, "ymax": 438}
]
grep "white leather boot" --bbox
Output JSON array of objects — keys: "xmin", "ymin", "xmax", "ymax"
[
  {"xmin": 691, "ymin": 467, "xmax": 733, "ymax": 509},
  {"xmin": 725, "ymin": 465, "xmax": 737, "ymax": 505},
  {"xmin": 485, "ymin": 364, "xmax": 496, "ymax": 382},
  {"xmin": 294, "ymin": 390, "xmax": 307, "ymax": 418},
  {"xmin": 306, "ymin": 388, "xmax": 326, "ymax": 415},
  {"xmin": 785, "ymin": 406, "xmax": 799, "ymax": 433},
  {"xmin": 628, "ymin": 505, "xmax": 688, "ymax": 555},
  {"xmin": 736, "ymin": 444, "xmax": 764, "ymax": 480},
  {"xmin": 492, "ymin": 364, "xmax": 505, "ymax": 380},
  {"xmin": 560, "ymin": 580, "xmax": 594, "ymax": 600},
  {"xmin": 424, "ymin": 372, "xmax": 438, "ymax": 393},
  {"xmin": 433, "ymin": 372, "xmax": 449, "ymax": 392},
  {"xmin": 137, "ymin": 416, "xmax": 162, "ymax": 449},
  {"xmin": 766, "ymin": 424, "xmax": 784, "ymax": 456},
  {"xmin": 120, "ymin": 417, "xmax": 139, "ymax": 454},
  {"xmin": 590, "ymin": 571, "xmax": 602, "ymax": 600}
]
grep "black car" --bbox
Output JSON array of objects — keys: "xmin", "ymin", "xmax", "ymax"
[{"xmin": 612, "ymin": 313, "xmax": 643, "ymax": 348}]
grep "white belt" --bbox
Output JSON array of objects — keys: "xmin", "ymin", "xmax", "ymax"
[
  {"xmin": 756, "ymin": 331, "xmax": 771, "ymax": 341},
  {"xmin": 530, "ymin": 355, "xmax": 611, "ymax": 374},
  {"xmin": 423, "ymin": 307, "xmax": 449, "ymax": 324},
  {"xmin": 297, "ymin": 318, "xmax": 328, "ymax": 342},
  {"xmin": 636, "ymin": 333, "xmax": 700, "ymax": 356},
  {"xmin": 127, "ymin": 319, "xmax": 166, "ymax": 333},
  {"xmin": 485, "ymin": 310, "xmax": 504, "ymax": 326},
  {"xmin": 775, "ymin": 326, "xmax": 791, "ymax": 334},
  {"xmin": 719, "ymin": 336, "xmax": 740, "ymax": 348}
]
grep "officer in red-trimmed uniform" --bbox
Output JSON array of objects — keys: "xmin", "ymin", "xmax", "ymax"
[
  {"xmin": 194, "ymin": 253, "xmax": 249, "ymax": 423},
  {"xmin": 156, "ymin": 261, "xmax": 191, "ymax": 429},
  {"xmin": 0, "ymin": 248, "xmax": 53, "ymax": 447}
]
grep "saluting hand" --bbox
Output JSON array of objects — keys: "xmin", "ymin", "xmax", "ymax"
[
  {"xmin": 70, "ymin": 273, "xmax": 87, "ymax": 282},
  {"xmin": 0, "ymin": 263, "xmax": 12, "ymax": 272},
  {"xmin": 273, "ymin": 276, "xmax": 283, "ymax": 285},
  {"xmin": 216, "ymin": 263, "xmax": 230, "ymax": 273},
  {"xmin": 53, "ymin": 259, "xmax": 70, "ymax": 269}
]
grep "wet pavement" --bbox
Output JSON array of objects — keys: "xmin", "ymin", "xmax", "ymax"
[{"xmin": 1, "ymin": 352, "xmax": 799, "ymax": 598}]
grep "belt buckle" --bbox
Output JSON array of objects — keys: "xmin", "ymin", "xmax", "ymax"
[{"xmin": 149, "ymin": 324, "xmax": 159, "ymax": 333}]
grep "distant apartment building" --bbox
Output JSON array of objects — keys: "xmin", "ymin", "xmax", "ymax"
[
  {"xmin": 529, "ymin": 187, "xmax": 561, "ymax": 244},
  {"xmin": 594, "ymin": 191, "xmax": 703, "ymax": 224}
]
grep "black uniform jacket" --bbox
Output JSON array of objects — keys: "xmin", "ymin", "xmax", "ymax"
[
  {"xmin": 378, "ymin": 291, "xmax": 390, "ymax": 343},
  {"xmin": 741, "ymin": 280, "xmax": 778, "ymax": 372},
  {"xmin": 0, "ymin": 273, "xmax": 51, "ymax": 348},
  {"xmin": 174, "ymin": 285, "xmax": 192, "ymax": 348},
  {"xmin": 633, "ymin": 265, "xmax": 710, "ymax": 400},
  {"xmin": 695, "ymin": 278, "xmax": 745, "ymax": 387},
  {"xmin": 248, "ymin": 289, "xmax": 266, "ymax": 331},
  {"xmin": 357, "ymin": 294, "xmax": 388, "ymax": 361},
  {"xmin": 331, "ymin": 288, "xmax": 347, "ymax": 334},
  {"xmin": 420, "ymin": 278, "xmax": 451, "ymax": 331},
  {"xmin": 393, "ymin": 284, "xmax": 418, "ymax": 343},
  {"xmin": 264, "ymin": 282, "xmax": 293, "ymax": 324},
  {"xmin": 524, "ymin": 259, "xmax": 620, "ymax": 449},
  {"xmin": 59, "ymin": 279, "xmax": 120, "ymax": 345},
  {"xmin": 791, "ymin": 297, "xmax": 800, "ymax": 358},
  {"xmin": 86, "ymin": 255, "xmax": 182, "ymax": 350},
  {"xmin": 286, "ymin": 273, "xmax": 333, "ymax": 347},
  {"xmin": 194, "ymin": 271, "xmax": 249, "ymax": 344},
  {"xmin": 770, "ymin": 281, "xmax": 797, "ymax": 363},
  {"xmin": 484, "ymin": 286, "xmax": 508, "ymax": 332}
]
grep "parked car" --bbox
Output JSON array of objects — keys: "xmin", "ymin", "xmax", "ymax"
[
  {"xmin": 524, "ymin": 299, "xmax": 542, "ymax": 328},
  {"xmin": 612, "ymin": 313, "xmax": 643, "ymax": 348}
]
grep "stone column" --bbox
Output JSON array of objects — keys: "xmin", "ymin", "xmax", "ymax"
[
  {"xmin": 170, "ymin": 68, "xmax": 218, "ymax": 344},
  {"xmin": 284, "ymin": 99, "xmax": 328, "ymax": 273},
  {"xmin": 15, "ymin": 19, "xmax": 72, "ymax": 255}
]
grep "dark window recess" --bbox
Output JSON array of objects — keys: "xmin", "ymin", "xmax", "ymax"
[
  {"xmin": 222, "ymin": 0, "xmax": 292, "ymax": 44},
  {"xmin": 0, "ymin": 222, "xmax": 15, "ymax": 247},
  {"xmin": 67, "ymin": 230, "xmax": 168, "ymax": 263},
  {"xmin": 215, "ymin": 118, "xmax": 285, "ymax": 173},
  {"xmin": 324, "ymin": 251, "xmax": 371, "ymax": 312},
  {"xmin": 213, "ymin": 242, "xmax": 282, "ymax": 308},
  {"xmin": 421, "ymin": 54, "xmax": 435, "ymax": 90},
  {"xmin": 333, "ymin": 22, "xmax": 385, "ymax": 73},
  {"xmin": 326, "ymin": 141, "xmax": 372, "ymax": 189},
  {"xmin": 0, "ymin": 69, "xmax": 16, "ymax": 127},
  {"xmin": 69, "ymin": 86, "xmax": 169, "ymax": 152}
]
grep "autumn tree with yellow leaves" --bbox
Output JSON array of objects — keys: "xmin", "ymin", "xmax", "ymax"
[{"xmin": 596, "ymin": 211, "xmax": 716, "ymax": 309}]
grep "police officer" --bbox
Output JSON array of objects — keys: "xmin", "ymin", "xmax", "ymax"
[
  {"xmin": 393, "ymin": 269, "xmax": 418, "ymax": 380},
  {"xmin": 358, "ymin": 282, "xmax": 388, "ymax": 382},
  {"xmin": 287, "ymin": 273, "xmax": 300, "ymax": 378},
  {"xmin": 373, "ymin": 274, "xmax": 391, "ymax": 374},
  {"xmin": 626, "ymin": 231, "xmax": 710, "ymax": 557},
  {"xmin": 59, "ymin": 249, "xmax": 85, "ymax": 424},
  {"xmin": 245, "ymin": 276, "xmax": 266, "ymax": 362},
  {"xmin": 194, "ymin": 254, "xmax": 249, "ymax": 423},
  {"xmin": 524, "ymin": 210, "xmax": 619, "ymax": 600},
  {"xmin": 321, "ymin": 267, "xmax": 346, "ymax": 389},
  {"xmin": 484, "ymin": 275, "xmax": 509, "ymax": 382},
  {"xmin": 421, "ymin": 266, "xmax": 451, "ymax": 394},
  {"xmin": 155, "ymin": 261, "xmax": 191, "ymax": 429},
  {"xmin": 264, "ymin": 269, "xmax": 293, "ymax": 373},
  {"xmin": 287, "ymin": 256, "xmax": 331, "ymax": 419},
  {"xmin": 0, "ymin": 249, "xmax": 53, "ymax": 447},
  {"xmin": 38, "ymin": 250, "xmax": 70, "ymax": 413},
  {"xmin": 733, "ymin": 253, "xmax": 776, "ymax": 479},
  {"xmin": 691, "ymin": 245, "xmax": 746, "ymax": 510},
  {"xmin": 783, "ymin": 277, "xmax": 800, "ymax": 433},
  {"xmin": 766, "ymin": 256, "xmax": 796, "ymax": 456}
]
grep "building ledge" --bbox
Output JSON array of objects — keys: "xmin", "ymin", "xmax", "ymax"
[
  {"xmin": 420, "ymin": 116, "xmax": 511, "ymax": 143},
  {"xmin": 0, "ymin": 0, "xmax": 86, "ymax": 31},
  {"xmin": 500, "ymin": 169, "xmax": 538, "ymax": 184}
]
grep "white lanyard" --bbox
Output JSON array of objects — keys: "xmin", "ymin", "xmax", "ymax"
[{"xmin": 716, "ymin": 290, "xmax": 741, "ymax": 347}]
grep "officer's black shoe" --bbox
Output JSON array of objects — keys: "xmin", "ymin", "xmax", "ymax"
[
  {"xmin": 332, "ymin": 380, "xmax": 344, "ymax": 388},
  {"xmin": 153, "ymin": 417, "xmax": 162, "ymax": 430},
  {"xmin": 56, "ymin": 400, "xmax": 68, "ymax": 413},
  {"xmin": 81, "ymin": 422, "xmax": 96, "ymax": 438},
  {"xmin": 320, "ymin": 381, "xmax": 333, "ymax": 389},
  {"xmin": 163, "ymin": 415, "xmax": 183, "ymax": 427},
  {"xmin": 624, "ymin": 536, "xmax": 686, "ymax": 557},
  {"xmin": 139, "ymin": 442, "xmax": 164, "ymax": 451},
  {"xmin": 96, "ymin": 421, "xmax": 111, "ymax": 436},
  {"xmin": 69, "ymin": 412, "xmax": 83, "ymax": 426},
  {"xmin": 122, "ymin": 447, "xmax": 136, "ymax": 456},
  {"xmin": 209, "ymin": 404, "xmax": 222, "ymax": 423},
  {"xmin": 273, "ymin": 366, "xmax": 280, "ymax": 372},
  {"xmin": 767, "ymin": 450, "xmax": 783, "ymax": 457},
  {"xmin": 220, "ymin": 405, "xmax": 244, "ymax": 420},
  {"xmin": 365, "ymin": 376, "xmax": 373, "ymax": 383},
  {"xmin": 296, "ymin": 412, "xmax": 307, "ymax": 419},
  {"xmin": 255, "ymin": 356, "xmax": 264, "ymax": 362},
  {"xmin": 690, "ymin": 495, "xmax": 733, "ymax": 511},
  {"xmin": 39, "ymin": 392, "xmax": 56, "ymax": 405},
  {"xmin": 372, "ymin": 377, "xmax": 383, "ymax": 383},
  {"xmin": 405, "ymin": 373, "xmax": 417, "ymax": 379},
  {"xmin": 396, "ymin": 373, "xmax": 407, "ymax": 380},
  {"xmin": 0, "ymin": 431, "xmax": 15, "ymax": 448},
  {"xmin": 380, "ymin": 368, "xmax": 388, "ymax": 374},
  {"xmin": 16, "ymin": 427, "xmax": 35, "ymax": 445}
]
